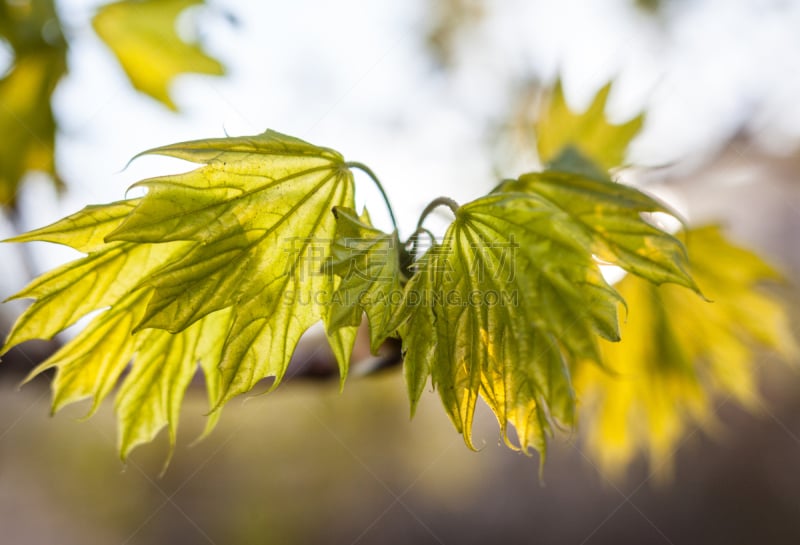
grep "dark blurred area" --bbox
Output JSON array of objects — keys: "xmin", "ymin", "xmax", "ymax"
[{"xmin": 2, "ymin": 354, "xmax": 800, "ymax": 545}]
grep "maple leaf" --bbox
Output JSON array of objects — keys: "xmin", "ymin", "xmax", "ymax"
[
  {"xmin": 105, "ymin": 130, "xmax": 357, "ymax": 403},
  {"xmin": 3, "ymin": 199, "xmax": 208, "ymax": 459},
  {"xmin": 0, "ymin": 0, "xmax": 67, "ymax": 207},
  {"xmin": 534, "ymin": 80, "xmax": 644, "ymax": 170},
  {"xmin": 393, "ymin": 192, "xmax": 624, "ymax": 457},
  {"xmin": 325, "ymin": 206, "xmax": 405, "ymax": 354},
  {"xmin": 497, "ymin": 170, "xmax": 698, "ymax": 290},
  {"xmin": 575, "ymin": 226, "xmax": 799, "ymax": 478},
  {"xmin": 2, "ymin": 130, "xmax": 357, "ymax": 458},
  {"xmin": 92, "ymin": 0, "xmax": 224, "ymax": 110}
]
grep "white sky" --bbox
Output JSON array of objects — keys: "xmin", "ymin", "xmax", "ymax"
[{"xmin": 2, "ymin": 0, "xmax": 800, "ymax": 295}]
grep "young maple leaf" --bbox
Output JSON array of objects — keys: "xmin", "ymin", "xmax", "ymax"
[
  {"xmin": 93, "ymin": 0, "xmax": 224, "ymax": 110},
  {"xmin": 2, "ymin": 130, "xmax": 357, "ymax": 459},
  {"xmin": 535, "ymin": 80, "xmax": 644, "ymax": 170},
  {"xmin": 392, "ymin": 192, "xmax": 623, "ymax": 458}
]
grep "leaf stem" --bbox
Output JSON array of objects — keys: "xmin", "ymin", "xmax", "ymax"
[
  {"xmin": 345, "ymin": 162, "xmax": 398, "ymax": 233},
  {"xmin": 416, "ymin": 196, "xmax": 460, "ymax": 231},
  {"xmin": 405, "ymin": 226, "xmax": 438, "ymax": 262}
]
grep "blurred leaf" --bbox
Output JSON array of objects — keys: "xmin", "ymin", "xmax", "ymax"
[
  {"xmin": 92, "ymin": 0, "xmax": 224, "ymax": 110},
  {"xmin": 325, "ymin": 206, "xmax": 404, "ymax": 354},
  {"xmin": 575, "ymin": 226, "xmax": 799, "ymax": 478},
  {"xmin": 393, "ymin": 192, "xmax": 625, "ymax": 458},
  {"xmin": 424, "ymin": 0, "xmax": 485, "ymax": 68},
  {"xmin": 635, "ymin": 0, "xmax": 663, "ymax": 14},
  {"xmin": 498, "ymin": 170, "xmax": 697, "ymax": 290},
  {"xmin": 2, "ymin": 130, "xmax": 356, "ymax": 458},
  {"xmin": 0, "ymin": 0, "xmax": 67, "ymax": 207},
  {"xmin": 535, "ymin": 80, "xmax": 644, "ymax": 170}
]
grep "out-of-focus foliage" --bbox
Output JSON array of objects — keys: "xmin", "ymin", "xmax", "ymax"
[
  {"xmin": 576, "ymin": 226, "xmax": 799, "ymax": 478},
  {"xmin": 0, "ymin": 0, "xmax": 66, "ymax": 207},
  {"xmin": 0, "ymin": 0, "xmax": 224, "ymax": 210},
  {"xmin": 635, "ymin": 0, "xmax": 664, "ymax": 15},
  {"xmin": 535, "ymin": 80, "xmax": 644, "ymax": 170},
  {"xmin": 92, "ymin": 0, "xmax": 223, "ymax": 110},
  {"xmin": 423, "ymin": 0, "xmax": 485, "ymax": 68}
]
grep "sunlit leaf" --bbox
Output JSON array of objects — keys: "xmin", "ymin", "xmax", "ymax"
[
  {"xmin": 117, "ymin": 309, "xmax": 232, "ymax": 460},
  {"xmin": 325, "ymin": 206, "xmax": 404, "ymax": 354},
  {"xmin": 535, "ymin": 80, "xmax": 644, "ymax": 170},
  {"xmin": 2, "ymin": 129, "xmax": 357, "ymax": 457},
  {"xmin": 394, "ymin": 193, "xmax": 623, "ymax": 457},
  {"xmin": 498, "ymin": 171, "xmax": 697, "ymax": 290},
  {"xmin": 92, "ymin": 0, "xmax": 224, "ymax": 110},
  {"xmin": 3, "ymin": 200, "xmax": 186, "ymax": 350},
  {"xmin": 106, "ymin": 130, "xmax": 356, "ymax": 404},
  {"xmin": 575, "ymin": 226, "xmax": 799, "ymax": 478},
  {"xmin": 2, "ymin": 200, "xmax": 209, "ymax": 460},
  {"xmin": 0, "ymin": 0, "xmax": 67, "ymax": 207}
]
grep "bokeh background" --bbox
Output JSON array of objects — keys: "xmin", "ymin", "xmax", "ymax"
[{"xmin": 2, "ymin": 0, "xmax": 800, "ymax": 543}]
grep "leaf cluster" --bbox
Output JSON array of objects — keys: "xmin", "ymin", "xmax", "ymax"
[{"xmin": 1, "ymin": 80, "xmax": 794, "ymax": 475}]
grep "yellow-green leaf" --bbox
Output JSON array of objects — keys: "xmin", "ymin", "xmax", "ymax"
[
  {"xmin": 92, "ymin": 0, "xmax": 224, "ymax": 110},
  {"xmin": 394, "ymin": 192, "xmax": 623, "ymax": 457},
  {"xmin": 499, "ymin": 171, "xmax": 697, "ymax": 290},
  {"xmin": 106, "ymin": 130, "xmax": 356, "ymax": 403},
  {"xmin": 325, "ymin": 206, "xmax": 404, "ymax": 354},
  {"xmin": 575, "ymin": 226, "xmax": 798, "ymax": 478},
  {"xmin": 535, "ymin": 80, "xmax": 644, "ymax": 170},
  {"xmin": 3, "ymin": 129, "xmax": 357, "ymax": 458},
  {"xmin": 3, "ymin": 201, "xmax": 190, "ymax": 349},
  {"xmin": 117, "ymin": 309, "xmax": 232, "ymax": 461}
]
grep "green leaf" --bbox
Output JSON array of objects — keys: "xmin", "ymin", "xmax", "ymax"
[
  {"xmin": 394, "ymin": 192, "xmax": 623, "ymax": 457},
  {"xmin": 325, "ymin": 206, "xmax": 404, "ymax": 354},
  {"xmin": 534, "ymin": 80, "xmax": 644, "ymax": 170},
  {"xmin": 6, "ymin": 200, "xmax": 140, "ymax": 252},
  {"xmin": 117, "ymin": 309, "xmax": 232, "ymax": 461},
  {"xmin": 106, "ymin": 130, "xmax": 356, "ymax": 404},
  {"xmin": 2, "ymin": 129, "xmax": 357, "ymax": 457},
  {"xmin": 498, "ymin": 171, "xmax": 697, "ymax": 291},
  {"xmin": 92, "ymin": 0, "xmax": 224, "ymax": 110},
  {"xmin": 0, "ymin": 0, "xmax": 67, "ymax": 207},
  {"xmin": 3, "ymin": 201, "xmax": 190, "ymax": 350},
  {"xmin": 575, "ymin": 226, "xmax": 799, "ymax": 477}
]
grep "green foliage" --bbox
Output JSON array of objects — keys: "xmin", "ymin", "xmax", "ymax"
[
  {"xmin": 497, "ymin": 171, "xmax": 697, "ymax": 290},
  {"xmin": 93, "ymin": 0, "xmax": 224, "ymax": 110},
  {"xmin": 392, "ymin": 193, "xmax": 623, "ymax": 455},
  {"xmin": 576, "ymin": 226, "xmax": 798, "ymax": 477},
  {"xmin": 325, "ymin": 206, "xmax": 404, "ymax": 354},
  {"xmin": 1, "ymin": 123, "xmax": 702, "ymax": 465},
  {"xmin": 0, "ymin": 0, "xmax": 224, "ymax": 210},
  {"xmin": 0, "ymin": 0, "xmax": 66, "ymax": 206},
  {"xmin": 535, "ymin": 80, "xmax": 644, "ymax": 170},
  {"xmin": 1, "ymin": 78, "xmax": 795, "ymax": 477},
  {"xmin": 3, "ymin": 130, "xmax": 357, "ymax": 459}
]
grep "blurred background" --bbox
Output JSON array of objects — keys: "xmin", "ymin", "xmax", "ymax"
[{"xmin": 1, "ymin": 0, "xmax": 800, "ymax": 543}]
